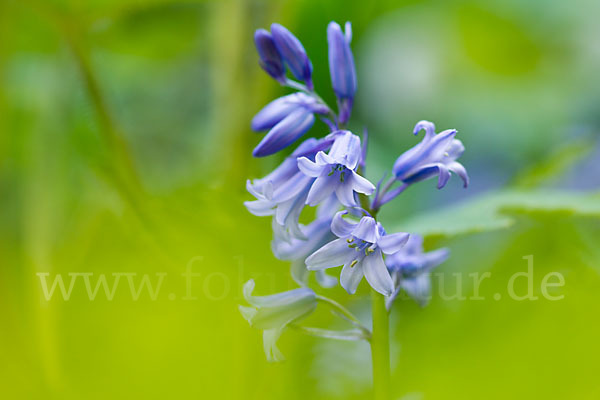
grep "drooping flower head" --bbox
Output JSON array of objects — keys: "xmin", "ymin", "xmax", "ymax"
[
  {"xmin": 385, "ymin": 235, "xmax": 449, "ymax": 309},
  {"xmin": 393, "ymin": 120, "xmax": 469, "ymax": 189},
  {"xmin": 239, "ymin": 279, "xmax": 317, "ymax": 362},
  {"xmin": 327, "ymin": 21, "xmax": 357, "ymax": 124},
  {"xmin": 306, "ymin": 211, "xmax": 409, "ymax": 296},
  {"xmin": 297, "ymin": 131, "xmax": 375, "ymax": 207}
]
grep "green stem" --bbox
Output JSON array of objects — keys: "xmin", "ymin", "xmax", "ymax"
[{"xmin": 370, "ymin": 289, "xmax": 391, "ymax": 400}]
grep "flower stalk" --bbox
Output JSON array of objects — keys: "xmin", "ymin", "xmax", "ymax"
[{"xmin": 370, "ymin": 289, "xmax": 391, "ymax": 400}]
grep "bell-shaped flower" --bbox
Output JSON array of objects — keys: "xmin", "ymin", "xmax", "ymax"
[
  {"xmin": 297, "ymin": 131, "xmax": 375, "ymax": 207},
  {"xmin": 270, "ymin": 23, "xmax": 313, "ymax": 90},
  {"xmin": 252, "ymin": 93, "xmax": 330, "ymax": 157},
  {"xmin": 392, "ymin": 120, "xmax": 469, "ymax": 189},
  {"xmin": 305, "ymin": 211, "xmax": 409, "ymax": 296},
  {"xmin": 385, "ymin": 235, "xmax": 449, "ymax": 309},
  {"xmin": 272, "ymin": 195, "xmax": 339, "ymax": 288},
  {"xmin": 254, "ymin": 29, "xmax": 286, "ymax": 84},
  {"xmin": 239, "ymin": 279, "xmax": 317, "ymax": 362},
  {"xmin": 327, "ymin": 21, "xmax": 357, "ymax": 124},
  {"xmin": 245, "ymin": 137, "xmax": 335, "ymax": 240}
]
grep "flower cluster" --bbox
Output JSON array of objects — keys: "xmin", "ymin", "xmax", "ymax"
[{"xmin": 240, "ymin": 21, "xmax": 468, "ymax": 361}]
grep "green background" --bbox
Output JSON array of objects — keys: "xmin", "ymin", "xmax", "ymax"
[{"xmin": 1, "ymin": 0, "xmax": 599, "ymax": 398}]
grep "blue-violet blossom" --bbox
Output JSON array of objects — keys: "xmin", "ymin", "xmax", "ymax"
[
  {"xmin": 254, "ymin": 29, "xmax": 286, "ymax": 84},
  {"xmin": 393, "ymin": 120, "xmax": 469, "ymax": 189},
  {"xmin": 298, "ymin": 131, "xmax": 375, "ymax": 207},
  {"xmin": 306, "ymin": 211, "xmax": 409, "ymax": 296}
]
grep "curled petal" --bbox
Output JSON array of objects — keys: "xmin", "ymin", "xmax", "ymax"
[
  {"xmin": 253, "ymin": 109, "xmax": 315, "ymax": 157},
  {"xmin": 448, "ymin": 161, "xmax": 469, "ymax": 188},
  {"xmin": 306, "ymin": 238, "xmax": 353, "ymax": 270},
  {"xmin": 350, "ymin": 171, "xmax": 375, "ymax": 195},
  {"xmin": 413, "ymin": 120, "xmax": 436, "ymax": 140},
  {"xmin": 330, "ymin": 211, "xmax": 356, "ymax": 238},
  {"xmin": 436, "ymin": 164, "xmax": 451, "ymax": 189},
  {"xmin": 377, "ymin": 232, "xmax": 410, "ymax": 255},
  {"xmin": 297, "ymin": 157, "xmax": 323, "ymax": 177},
  {"xmin": 244, "ymin": 199, "xmax": 275, "ymax": 217}
]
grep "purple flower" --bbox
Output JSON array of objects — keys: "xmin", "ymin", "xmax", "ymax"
[
  {"xmin": 392, "ymin": 120, "xmax": 469, "ymax": 189},
  {"xmin": 254, "ymin": 29, "xmax": 286, "ymax": 84},
  {"xmin": 245, "ymin": 137, "xmax": 334, "ymax": 240},
  {"xmin": 327, "ymin": 21, "xmax": 357, "ymax": 124},
  {"xmin": 252, "ymin": 93, "xmax": 330, "ymax": 157},
  {"xmin": 271, "ymin": 23, "xmax": 313, "ymax": 90},
  {"xmin": 385, "ymin": 235, "xmax": 449, "ymax": 308},
  {"xmin": 297, "ymin": 131, "xmax": 375, "ymax": 207},
  {"xmin": 305, "ymin": 211, "xmax": 409, "ymax": 295}
]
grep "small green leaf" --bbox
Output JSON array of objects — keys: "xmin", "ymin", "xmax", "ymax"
[{"xmin": 396, "ymin": 190, "xmax": 600, "ymax": 238}]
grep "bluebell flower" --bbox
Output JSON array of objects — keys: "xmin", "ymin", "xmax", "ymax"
[
  {"xmin": 385, "ymin": 235, "xmax": 449, "ymax": 309},
  {"xmin": 239, "ymin": 279, "xmax": 317, "ymax": 362},
  {"xmin": 297, "ymin": 131, "xmax": 375, "ymax": 207},
  {"xmin": 392, "ymin": 120, "xmax": 469, "ymax": 189},
  {"xmin": 252, "ymin": 93, "xmax": 330, "ymax": 157},
  {"xmin": 245, "ymin": 137, "xmax": 335, "ymax": 240},
  {"xmin": 254, "ymin": 29, "xmax": 286, "ymax": 84},
  {"xmin": 271, "ymin": 23, "xmax": 313, "ymax": 90},
  {"xmin": 272, "ymin": 195, "xmax": 339, "ymax": 288},
  {"xmin": 327, "ymin": 21, "xmax": 357, "ymax": 124},
  {"xmin": 305, "ymin": 211, "xmax": 409, "ymax": 296}
]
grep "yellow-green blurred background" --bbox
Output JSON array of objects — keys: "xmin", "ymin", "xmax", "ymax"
[{"xmin": 1, "ymin": 0, "xmax": 600, "ymax": 398}]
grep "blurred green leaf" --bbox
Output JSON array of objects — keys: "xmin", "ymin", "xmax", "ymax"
[{"xmin": 398, "ymin": 189, "xmax": 600, "ymax": 238}]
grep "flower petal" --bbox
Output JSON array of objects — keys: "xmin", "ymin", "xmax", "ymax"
[
  {"xmin": 328, "ymin": 131, "xmax": 361, "ymax": 169},
  {"xmin": 351, "ymin": 216, "xmax": 378, "ymax": 243},
  {"xmin": 335, "ymin": 181, "xmax": 358, "ymax": 207},
  {"xmin": 244, "ymin": 199, "xmax": 275, "ymax": 216},
  {"xmin": 251, "ymin": 94, "xmax": 300, "ymax": 131},
  {"xmin": 271, "ymin": 23, "xmax": 313, "ymax": 86},
  {"xmin": 263, "ymin": 329, "xmax": 285, "ymax": 362},
  {"xmin": 253, "ymin": 109, "xmax": 315, "ymax": 157},
  {"xmin": 350, "ymin": 171, "xmax": 375, "ymax": 195},
  {"xmin": 306, "ymin": 174, "xmax": 338, "ymax": 206},
  {"xmin": 306, "ymin": 238, "xmax": 353, "ymax": 270},
  {"xmin": 448, "ymin": 161, "xmax": 469, "ymax": 188},
  {"xmin": 340, "ymin": 258, "xmax": 364, "ymax": 294},
  {"xmin": 330, "ymin": 211, "xmax": 356, "ymax": 237},
  {"xmin": 377, "ymin": 232, "xmax": 410, "ymax": 255},
  {"xmin": 363, "ymin": 250, "xmax": 394, "ymax": 296},
  {"xmin": 297, "ymin": 156, "xmax": 323, "ymax": 177}
]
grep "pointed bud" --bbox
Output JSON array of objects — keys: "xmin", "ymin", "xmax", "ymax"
[
  {"xmin": 327, "ymin": 21, "xmax": 357, "ymax": 123},
  {"xmin": 254, "ymin": 29, "xmax": 286, "ymax": 83},
  {"xmin": 271, "ymin": 23, "xmax": 313, "ymax": 89}
]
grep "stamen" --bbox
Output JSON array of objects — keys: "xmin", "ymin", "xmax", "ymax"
[
  {"xmin": 350, "ymin": 259, "xmax": 358, "ymax": 268},
  {"xmin": 346, "ymin": 238, "xmax": 354, "ymax": 243},
  {"xmin": 340, "ymin": 171, "xmax": 345, "ymax": 182}
]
